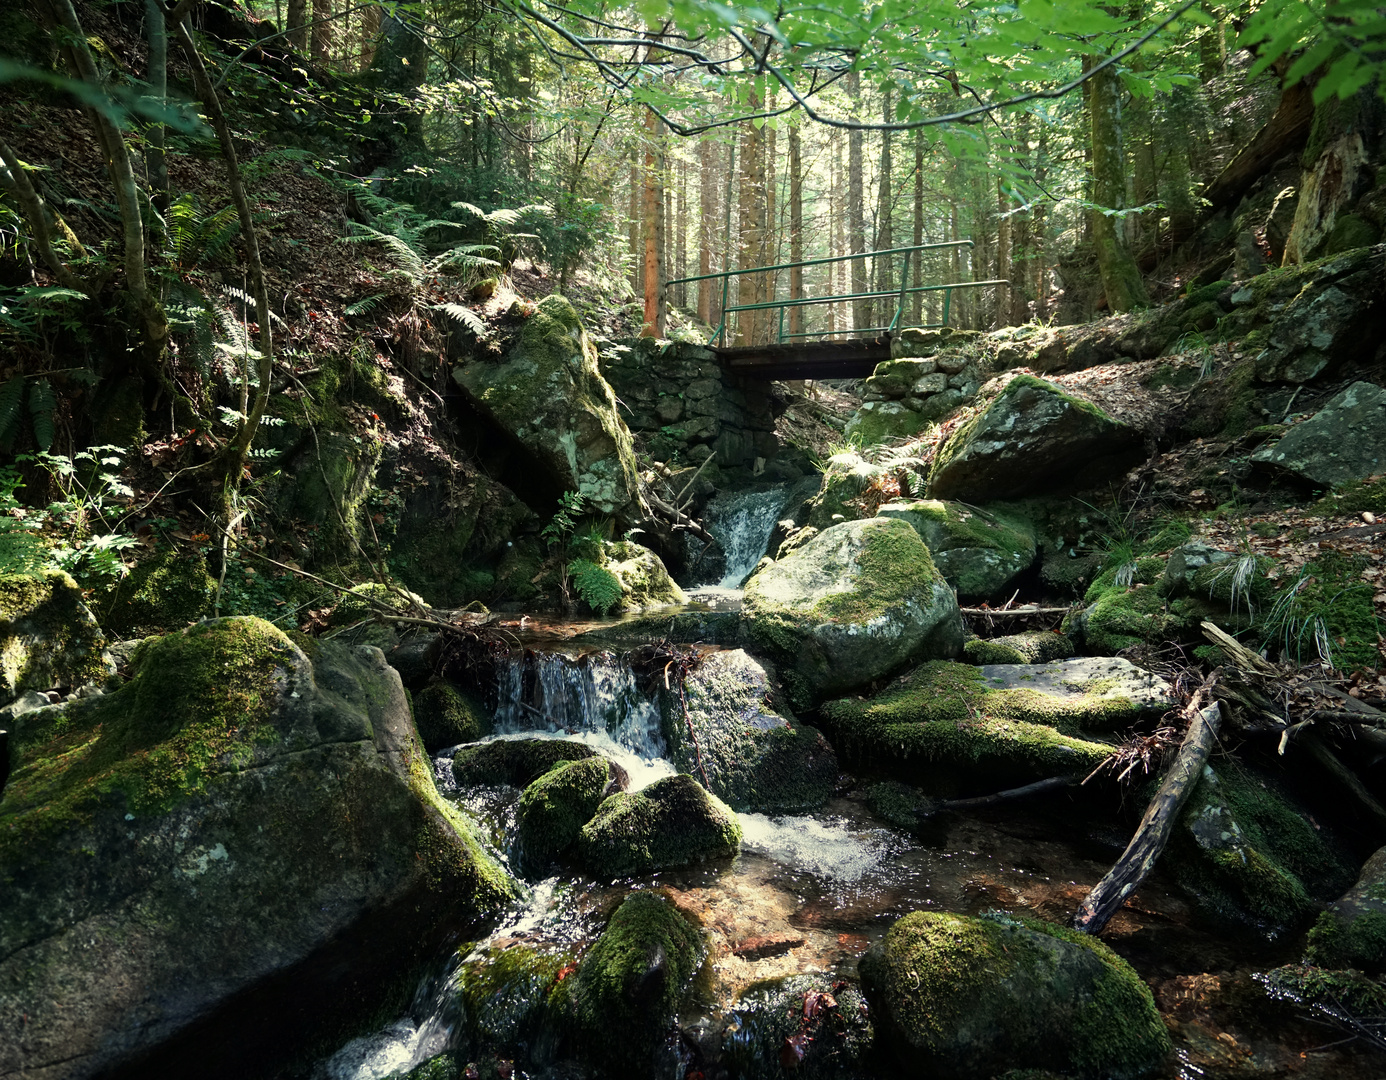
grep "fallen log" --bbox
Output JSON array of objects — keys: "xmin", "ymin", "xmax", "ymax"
[
  {"xmin": 1074, "ymin": 693, "xmax": 1223, "ymax": 935},
  {"xmin": 959, "ymin": 606, "xmax": 1072, "ymax": 617},
  {"xmin": 936, "ymin": 775, "xmax": 1076, "ymax": 811}
]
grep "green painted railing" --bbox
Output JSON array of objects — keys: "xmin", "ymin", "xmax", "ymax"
[{"xmin": 664, "ymin": 241, "xmax": 1008, "ymax": 348}]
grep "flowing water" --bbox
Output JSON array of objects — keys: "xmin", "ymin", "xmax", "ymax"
[
  {"xmin": 313, "ymin": 645, "xmax": 1385, "ymax": 1080},
  {"xmin": 686, "ymin": 485, "xmax": 789, "ymax": 588}
]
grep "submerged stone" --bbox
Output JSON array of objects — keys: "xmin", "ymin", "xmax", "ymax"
[
  {"xmin": 744, "ymin": 517, "xmax": 964, "ymax": 710},
  {"xmin": 719, "ymin": 973, "xmax": 874, "ymax": 1079},
  {"xmin": 578, "ymin": 772, "xmax": 741, "ymax": 877},
  {"xmin": 662, "ymin": 649, "xmax": 837, "ymax": 813},
  {"xmin": 858, "ymin": 910, "xmax": 1171, "ymax": 1079},
  {"xmin": 929, "ymin": 375, "xmax": 1141, "ymax": 501},
  {"xmin": 0, "ymin": 618, "xmax": 515, "ymax": 1079}
]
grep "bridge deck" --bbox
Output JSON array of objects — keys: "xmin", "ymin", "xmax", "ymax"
[{"xmin": 712, "ymin": 338, "xmax": 889, "ymax": 381}]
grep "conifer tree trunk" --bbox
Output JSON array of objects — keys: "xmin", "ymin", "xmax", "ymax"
[
  {"xmin": 1087, "ymin": 55, "xmax": 1148, "ymax": 311},
  {"xmin": 628, "ymin": 162, "xmax": 641, "ymax": 296},
  {"xmin": 875, "ymin": 89, "xmax": 894, "ymax": 330},
  {"xmin": 828, "ymin": 138, "xmax": 840, "ymax": 335},
  {"xmin": 358, "ymin": 3, "xmax": 381, "ymax": 68},
  {"xmin": 995, "ymin": 179, "xmax": 1011, "ymax": 328},
  {"xmin": 912, "ymin": 130, "xmax": 924, "ymax": 325},
  {"xmin": 736, "ymin": 81, "xmax": 766, "ymax": 345},
  {"xmin": 641, "ymin": 105, "xmax": 666, "ymax": 337},
  {"xmin": 287, "ymin": 0, "xmax": 308, "ymax": 50},
  {"xmin": 847, "ymin": 71, "xmax": 867, "ymax": 332},
  {"xmin": 788, "ymin": 123, "xmax": 803, "ymax": 337},
  {"xmin": 311, "ymin": 0, "xmax": 332, "ymax": 63},
  {"xmin": 697, "ymin": 138, "xmax": 714, "ymax": 324},
  {"xmin": 676, "ymin": 163, "xmax": 687, "ymax": 309}
]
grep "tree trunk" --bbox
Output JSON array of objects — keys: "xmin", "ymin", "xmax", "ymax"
[
  {"xmin": 912, "ymin": 130, "xmax": 924, "ymax": 325},
  {"xmin": 311, "ymin": 0, "xmax": 332, "ymax": 64},
  {"xmin": 847, "ymin": 71, "xmax": 868, "ymax": 332},
  {"xmin": 287, "ymin": 0, "xmax": 308, "ymax": 51},
  {"xmin": 629, "ymin": 162, "xmax": 641, "ymax": 297},
  {"xmin": 875, "ymin": 88, "xmax": 894, "ymax": 329},
  {"xmin": 641, "ymin": 106, "xmax": 666, "ymax": 337},
  {"xmin": 995, "ymin": 179, "xmax": 1011, "ymax": 329},
  {"xmin": 358, "ymin": 2, "xmax": 381, "ymax": 68},
  {"xmin": 736, "ymin": 81, "xmax": 767, "ymax": 345},
  {"xmin": 675, "ymin": 161, "xmax": 687, "ymax": 309},
  {"xmin": 145, "ymin": 0, "xmax": 169, "ymax": 213},
  {"xmin": 1087, "ymin": 54, "xmax": 1148, "ymax": 312},
  {"xmin": 697, "ymin": 138, "xmax": 715, "ymax": 324},
  {"xmin": 788, "ymin": 123, "xmax": 804, "ymax": 337},
  {"xmin": 1283, "ymin": 85, "xmax": 1381, "ymax": 265}
]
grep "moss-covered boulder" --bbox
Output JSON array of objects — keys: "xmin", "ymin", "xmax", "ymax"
[
  {"xmin": 877, "ymin": 499, "xmax": 1037, "ymax": 601},
  {"xmin": 843, "ymin": 400, "xmax": 929, "ymax": 445},
  {"xmin": 661, "ymin": 649, "xmax": 837, "ymax": 813},
  {"xmin": 963, "ymin": 631, "xmax": 1074, "ymax": 665},
  {"xmin": 1303, "ymin": 846, "xmax": 1386, "ymax": 972},
  {"xmin": 448, "ymin": 938, "xmax": 580, "ymax": 1070},
  {"xmin": 569, "ymin": 891, "xmax": 703, "ymax": 1070},
  {"xmin": 0, "ymin": 618, "xmax": 516, "ymax": 1079},
  {"xmin": 413, "ymin": 680, "xmax": 489, "ymax": 752},
  {"xmin": 94, "ymin": 545, "xmax": 217, "ymax": 638},
  {"xmin": 719, "ymin": 974, "xmax": 874, "ymax": 1080},
  {"xmin": 804, "ymin": 452, "xmax": 885, "ymax": 530},
  {"xmin": 1252, "ymin": 381, "xmax": 1386, "ymax": 489},
  {"xmin": 1065, "ymin": 559, "xmax": 1186, "ymax": 655},
  {"xmin": 603, "ymin": 540, "xmax": 686, "ymax": 610},
  {"xmin": 819, "ymin": 660, "xmax": 1125, "ymax": 795},
  {"xmin": 929, "ymin": 376, "xmax": 1142, "ymax": 502},
  {"xmin": 744, "ymin": 518, "xmax": 964, "ymax": 710},
  {"xmin": 858, "ymin": 910, "xmax": 1171, "ymax": 1080},
  {"xmin": 1166, "ymin": 761, "xmax": 1353, "ymax": 937},
  {"xmin": 453, "ymin": 295, "xmax": 642, "ymax": 517},
  {"xmin": 516, "ymin": 756, "xmax": 626, "ymax": 872},
  {"xmin": 577, "ymin": 772, "xmax": 741, "ymax": 877},
  {"xmin": 1, "ymin": 570, "xmax": 112, "ymax": 706},
  {"xmin": 450, "ymin": 736, "xmax": 601, "ymax": 789}
]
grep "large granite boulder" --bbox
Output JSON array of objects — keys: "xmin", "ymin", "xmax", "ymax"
[
  {"xmin": 516, "ymin": 755, "xmax": 627, "ymax": 872},
  {"xmin": 662, "ymin": 649, "xmax": 837, "ymax": 813},
  {"xmin": 453, "ymin": 295, "xmax": 642, "ymax": 516},
  {"xmin": 451, "ymin": 736, "xmax": 602, "ymax": 789},
  {"xmin": 1252, "ymin": 381, "xmax": 1386, "ymax": 489},
  {"xmin": 1305, "ymin": 845, "xmax": 1386, "ymax": 973},
  {"xmin": 819, "ymin": 659, "xmax": 1147, "ymax": 794},
  {"xmin": 577, "ymin": 772, "xmax": 741, "ymax": 877},
  {"xmin": 743, "ymin": 518, "xmax": 964, "ymax": 709},
  {"xmin": 1, "ymin": 571, "xmax": 112, "ymax": 707},
  {"xmin": 0, "ymin": 617, "xmax": 516, "ymax": 1080},
  {"xmin": 804, "ymin": 452, "xmax": 885, "ymax": 530},
  {"xmin": 877, "ymin": 499, "xmax": 1037, "ymax": 601},
  {"xmin": 858, "ymin": 910, "xmax": 1171, "ymax": 1079},
  {"xmin": 929, "ymin": 375, "xmax": 1142, "ymax": 501}
]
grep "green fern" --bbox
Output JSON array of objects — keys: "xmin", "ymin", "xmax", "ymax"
[
  {"xmin": 345, "ymin": 294, "xmax": 386, "ymax": 316},
  {"xmin": 28, "ymin": 378, "xmax": 55, "ymax": 450},
  {"xmin": 166, "ymin": 193, "xmax": 242, "ymax": 270},
  {"xmin": 435, "ymin": 303, "xmax": 487, "ymax": 337},
  {"xmin": 0, "ymin": 376, "xmax": 24, "ymax": 446},
  {"xmin": 568, "ymin": 557, "xmax": 624, "ymax": 616}
]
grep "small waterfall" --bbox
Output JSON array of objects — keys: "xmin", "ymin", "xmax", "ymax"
[
  {"xmin": 487, "ymin": 649, "xmax": 671, "ymax": 788},
  {"xmin": 689, "ymin": 485, "xmax": 788, "ymax": 588}
]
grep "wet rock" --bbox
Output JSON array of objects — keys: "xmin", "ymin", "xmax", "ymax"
[
  {"xmin": 1251, "ymin": 381, "xmax": 1386, "ymax": 489},
  {"xmin": 719, "ymin": 973, "xmax": 874, "ymax": 1079},
  {"xmin": 859, "ymin": 910, "xmax": 1170, "ymax": 1079},
  {"xmin": 570, "ymin": 891, "xmax": 703, "ymax": 1069},
  {"xmin": 602, "ymin": 540, "xmax": 686, "ymax": 610},
  {"xmin": 1303, "ymin": 845, "xmax": 1386, "ymax": 973},
  {"xmin": 451, "ymin": 737, "xmax": 602, "ymax": 789},
  {"xmin": 515, "ymin": 756, "xmax": 626, "ymax": 872},
  {"xmin": 454, "ymin": 296, "xmax": 642, "ymax": 516},
  {"xmin": 929, "ymin": 375, "xmax": 1142, "ymax": 502},
  {"xmin": 663, "ymin": 649, "xmax": 837, "ymax": 813},
  {"xmin": 974, "ymin": 657, "xmax": 1175, "ymax": 717},
  {"xmin": 877, "ymin": 499, "xmax": 1037, "ymax": 601},
  {"xmin": 819, "ymin": 660, "xmax": 1120, "ymax": 795},
  {"xmin": 413, "ymin": 679, "xmax": 489, "ymax": 752},
  {"xmin": 743, "ymin": 518, "xmax": 964, "ymax": 710},
  {"xmin": 731, "ymin": 932, "xmax": 806, "ymax": 960},
  {"xmin": 1166, "ymin": 761, "xmax": 1353, "ymax": 937},
  {"xmin": 1064, "ymin": 559, "xmax": 1185, "ymax": 655},
  {"xmin": 578, "ymin": 772, "xmax": 741, "ymax": 877},
  {"xmin": 448, "ymin": 939, "xmax": 579, "ymax": 1073},
  {"xmin": 1, "ymin": 570, "xmax": 114, "ymax": 707},
  {"xmin": 963, "ymin": 631, "xmax": 1074, "ymax": 665},
  {"xmin": 0, "ymin": 618, "xmax": 516, "ymax": 1080}
]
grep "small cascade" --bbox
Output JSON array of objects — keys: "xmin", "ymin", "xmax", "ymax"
[
  {"xmin": 688, "ymin": 485, "xmax": 788, "ymax": 588},
  {"xmin": 487, "ymin": 649, "xmax": 671, "ymax": 787}
]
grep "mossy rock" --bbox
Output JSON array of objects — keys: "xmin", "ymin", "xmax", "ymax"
[
  {"xmin": 93, "ymin": 546, "xmax": 217, "ymax": 639},
  {"xmin": 1, "ymin": 570, "xmax": 112, "ymax": 705},
  {"xmin": 516, "ymin": 756, "xmax": 625, "ymax": 872},
  {"xmin": 450, "ymin": 938, "xmax": 581, "ymax": 1067},
  {"xmin": 720, "ymin": 973, "xmax": 874, "ymax": 1080},
  {"xmin": 329, "ymin": 581, "xmax": 429, "ymax": 626},
  {"xmin": 1261, "ymin": 964, "xmax": 1386, "ymax": 1019},
  {"xmin": 878, "ymin": 500, "xmax": 1038, "ymax": 601},
  {"xmin": 963, "ymin": 632, "xmax": 1075, "ymax": 666},
  {"xmin": 569, "ymin": 891, "xmax": 703, "ymax": 1069},
  {"xmin": 819, "ymin": 660, "xmax": 1120, "ymax": 795},
  {"xmin": 743, "ymin": 518, "xmax": 964, "ymax": 710},
  {"xmin": 1166, "ymin": 761, "xmax": 1353, "ymax": 937},
  {"xmin": 662, "ymin": 649, "xmax": 837, "ymax": 813},
  {"xmin": 1065, "ymin": 571, "xmax": 1190, "ymax": 655},
  {"xmin": 413, "ymin": 680, "xmax": 489, "ymax": 752},
  {"xmin": 577, "ymin": 772, "xmax": 741, "ymax": 877},
  {"xmin": 858, "ymin": 910, "xmax": 1171, "ymax": 1079},
  {"xmin": 602, "ymin": 539, "xmax": 686, "ymax": 611},
  {"xmin": 450, "ymin": 737, "xmax": 601, "ymax": 789},
  {"xmin": 1304, "ymin": 845, "xmax": 1386, "ymax": 973},
  {"xmin": 843, "ymin": 400, "xmax": 928, "ymax": 446},
  {"xmin": 0, "ymin": 618, "xmax": 516, "ymax": 1076},
  {"xmin": 805, "ymin": 452, "xmax": 886, "ymax": 530}
]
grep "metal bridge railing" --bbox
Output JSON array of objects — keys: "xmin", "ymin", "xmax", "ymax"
[{"xmin": 664, "ymin": 240, "xmax": 1008, "ymax": 348}]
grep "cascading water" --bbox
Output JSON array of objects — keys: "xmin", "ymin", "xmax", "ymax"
[{"xmin": 687, "ymin": 485, "xmax": 788, "ymax": 588}]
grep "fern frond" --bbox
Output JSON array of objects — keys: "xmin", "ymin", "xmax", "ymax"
[
  {"xmin": 28, "ymin": 378, "xmax": 55, "ymax": 451},
  {"xmin": 0, "ymin": 376, "xmax": 24, "ymax": 446},
  {"xmin": 217, "ymin": 284, "xmax": 287, "ymax": 327},
  {"xmin": 343, "ymin": 225, "xmax": 424, "ymax": 283},
  {"xmin": 450, "ymin": 201, "xmax": 487, "ymax": 219},
  {"xmin": 195, "ymin": 204, "xmax": 242, "ymax": 266},
  {"xmin": 435, "ymin": 303, "xmax": 487, "ymax": 337},
  {"xmin": 345, "ymin": 294, "xmax": 386, "ymax": 316}
]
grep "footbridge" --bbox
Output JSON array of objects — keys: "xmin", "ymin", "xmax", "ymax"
[{"xmin": 665, "ymin": 241, "xmax": 1008, "ymax": 381}]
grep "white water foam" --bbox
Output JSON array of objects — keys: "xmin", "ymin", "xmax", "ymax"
[
  {"xmin": 690, "ymin": 486, "xmax": 788, "ymax": 588},
  {"xmin": 738, "ymin": 813, "xmax": 891, "ymax": 883}
]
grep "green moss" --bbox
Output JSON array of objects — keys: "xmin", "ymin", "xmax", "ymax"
[
  {"xmin": 412, "ymin": 680, "xmax": 488, "ymax": 752},
  {"xmin": 963, "ymin": 632, "xmax": 1074, "ymax": 666},
  {"xmin": 453, "ymin": 939, "xmax": 580, "ymax": 1059},
  {"xmin": 1304, "ymin": 910, "xmax": 1386, "ymax": 972},
  {"xmin": 1083, "ymin": 558, "xmax": 1166, "ymax": 603},
  {"xmin": 329, "ymin": 581, "xmax": 427, "ymax": 626},
  {"xmin": 571, "ymin": 891, "xmax": 702, "ymax": 1047},
  {"xmin": 866, "ymin": 779, "xmax": 931, "ymax": 830},
  {"xmin": 1258, "ymin": 551, "xmax": 1383, "ymax": 671},
  {"xmin": 1185, "ymin": 280, "xmax": 1232, "ymax": 306},
  {"xmin": 1071, "ymin": 583, "xmax": 1184, "ymax": 655},
  {"xmin": 578, "ymin": 773, "xmax": 741, "ymax": 877},
  {"xmin": 1311, "ymin": 473, "xmax": 1386, "ymax": 516},
  {"xmin": 451, "ymin": 737, "xmax": 600, "ymax": 789},
  {"xmin": 516, "ymin": 757, "xmax": 613, "ymax": 870},
  {"xmin": 1, "ymin": 618, "xmax": 296, "ymax": 858},
  {"xmin": 1263, "ymin": 963, "xmax": 1386, "ymax": 1016},
  {"xmin": 1, "ymin": 570, "xmax": 110, "ymax": 700},
  {"xmin": 93, "ymin": 546, "xmax": 217, "ymax": 638},
  {"xmin": 812, "ymin": 520, "xmax": 940, "ymax": 623}
]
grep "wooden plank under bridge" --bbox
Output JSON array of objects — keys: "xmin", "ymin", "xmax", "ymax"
[{"xmin": 666, "ymin": 241, "xmax": 1008, "ymax": 382}]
